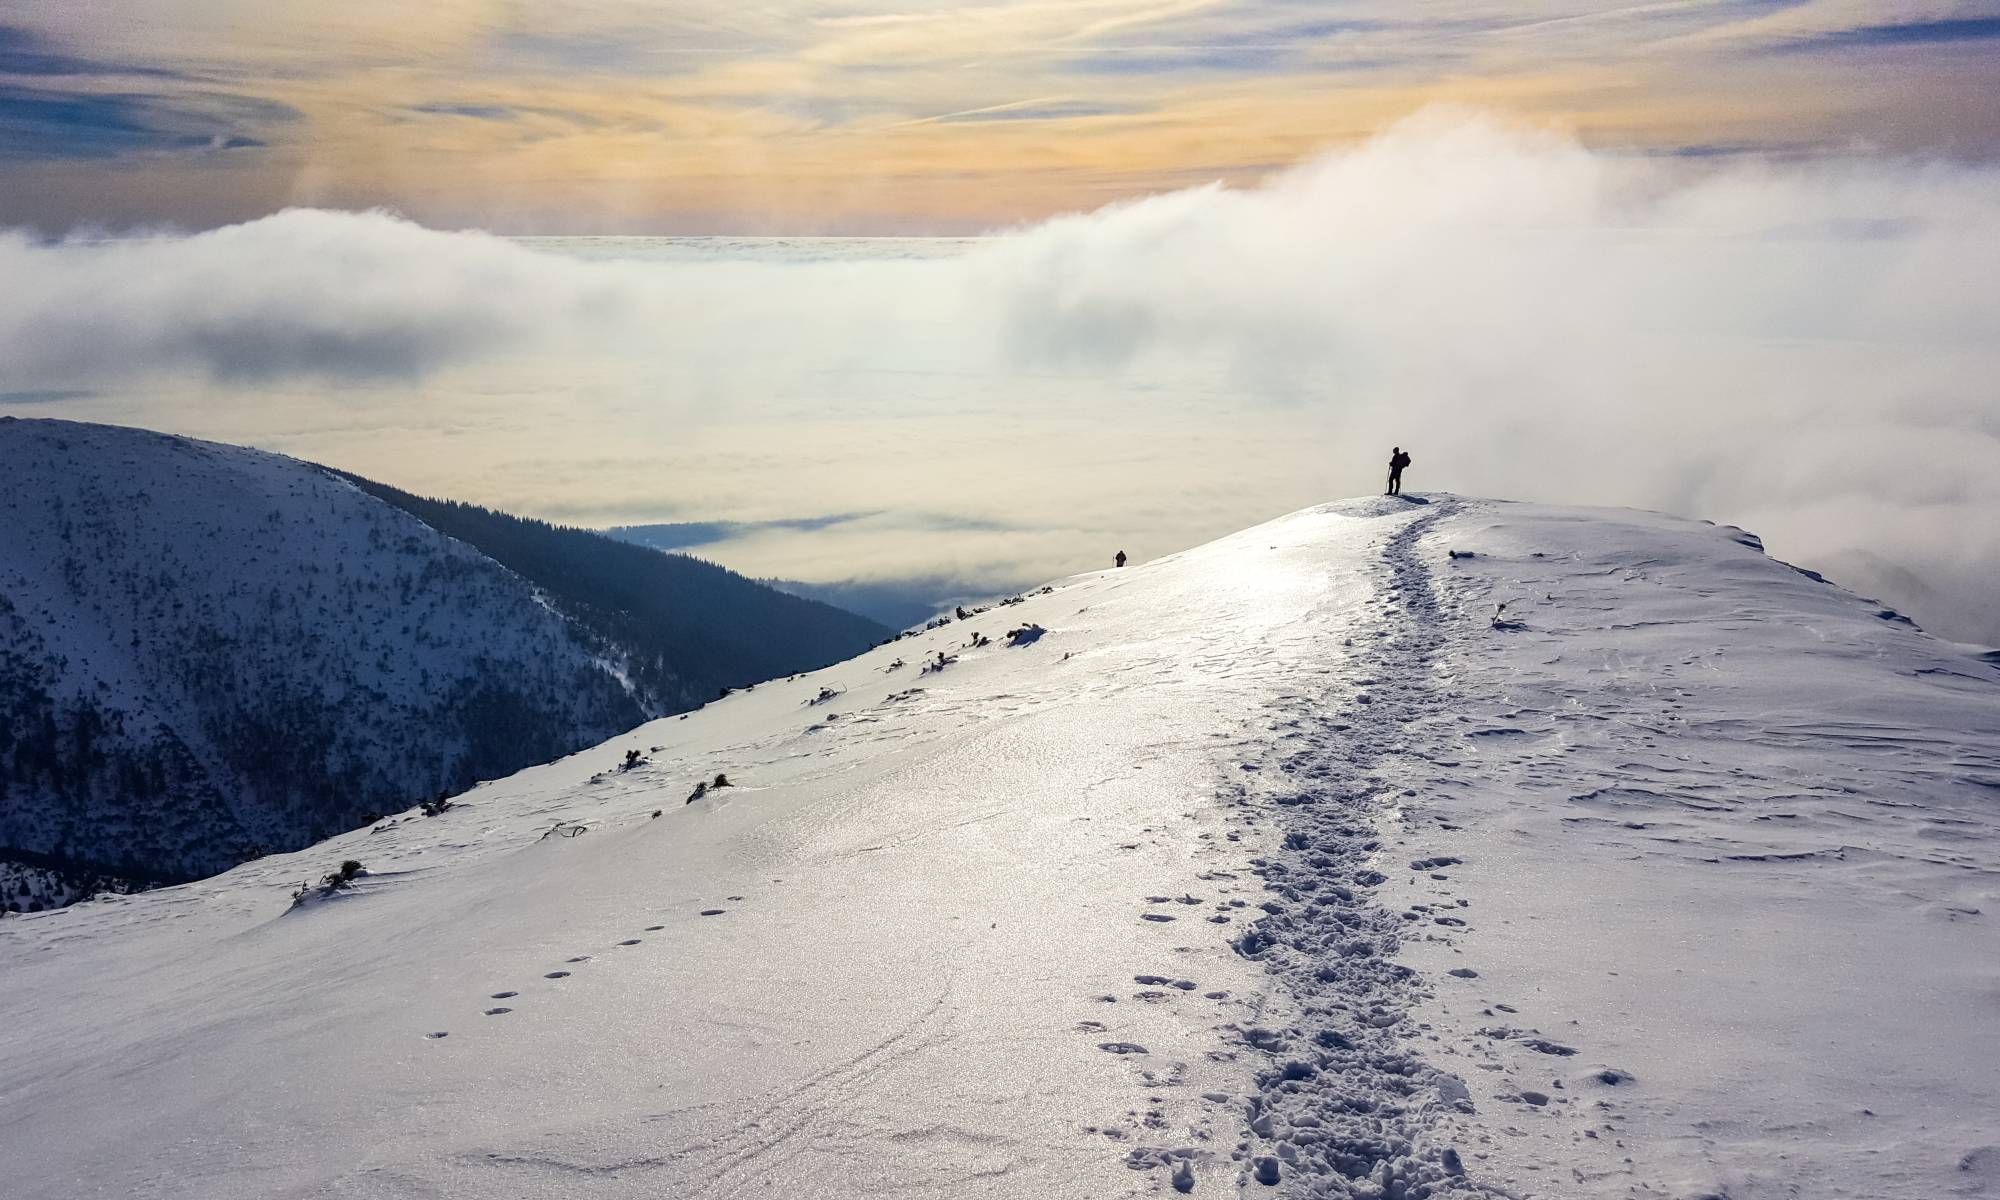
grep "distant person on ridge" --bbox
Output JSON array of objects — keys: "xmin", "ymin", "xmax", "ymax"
[
  {"xmin": 1386, "ymin": 446, "xmax": 1413, "ymax": 496},
  {"xmin": 1115, "ymin": 550, "xmax": 1127, "ymax": 568}
]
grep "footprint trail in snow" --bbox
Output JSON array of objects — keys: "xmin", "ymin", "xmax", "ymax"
[{"xmin": 1223, "ymin": 498, "xmax": 1490, "ymax": 1198}]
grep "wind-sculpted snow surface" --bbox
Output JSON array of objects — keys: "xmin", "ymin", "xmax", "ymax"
[
  {"xmin": 1222, "ymin": 497, "xmax": 2000, "ymax": 1199},
  {"xmin": 1365, "ymin": 501, "xmax": 2000, "ymax": 1199},
  {"xmin": 1, "ymin": 494, "xmax": 1996, "ymax": 1199}
]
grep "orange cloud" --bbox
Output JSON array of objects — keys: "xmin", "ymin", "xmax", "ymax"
[{"xmin": 4, "ymin": 0, "xmax": 1996, "ymax": 231}]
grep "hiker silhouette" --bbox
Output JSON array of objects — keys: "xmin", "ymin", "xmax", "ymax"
[
  {"xmin": 1115, "ymin": 550, "xmax": 1127, "ymax": 568},
  {"xmin": 1386, "ymin": 447, "xmax": 1413, "ymax": 496}
]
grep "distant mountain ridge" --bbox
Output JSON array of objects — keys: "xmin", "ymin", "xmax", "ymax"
[
  {"xmin": 604, "ymin": 521, "xmax": 1003, "ymax": 631},
  {"xmin": 759, "ymin": 576, "xmax": 998, "ymax": 634},
  {"xmin": 0, "ymin": 419, "xmax": 886, "ymax": 911},
  {"xmin": 336, "ymin": 478, "xmax": 890, "ymax": 710}
]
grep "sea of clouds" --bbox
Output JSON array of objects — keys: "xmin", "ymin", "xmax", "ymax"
[{"xmin": 3, "ymin": 110, "xmax": 1996, "ymax": 643}]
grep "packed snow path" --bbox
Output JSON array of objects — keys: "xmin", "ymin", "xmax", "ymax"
[
  {"xmin": 3, "ymin": 496, "xmax": 1997, "ymax": 1200},
  {"xmin": 1220, "ymin": 500, "xmax": 1478, "ymax": 1198}
]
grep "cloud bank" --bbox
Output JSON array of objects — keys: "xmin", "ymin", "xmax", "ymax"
[
  {"xmin": 3, "ymin": 109, "xmax": 1997, "ymax": 644},
  {"xmin": 0, "ymin": 210, "xmax": 652, "ymax": 381},
  {"xmin": 972, "ymin": 111, "xmax": 2000, "ymax": 641}
]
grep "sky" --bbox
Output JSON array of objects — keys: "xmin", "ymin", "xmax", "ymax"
[
  {"xmin": 4, "ymin": 1, "xmax": 2000, "ymax": 232},
  {"xmin": 1, "ymin": 4, "xmax": 1997, "ymax": 644}
]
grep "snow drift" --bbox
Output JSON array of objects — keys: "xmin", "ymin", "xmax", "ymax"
[{"xmin": 2, "ymin": 492, "xmax": 1993, "ymax": 1199}]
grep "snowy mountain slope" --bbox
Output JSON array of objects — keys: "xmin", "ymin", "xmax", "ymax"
[
  {"xmin": 0, "ymin": 419, "xmax": 888, "ymax": 913},
  {"xmin": 339, "ymin": 477, "xmax": 891, "ymax": 709},
  {"xmin": 1361, "ymin": 505, "xmax": 2000, "ymax": 1200},
  {"xmin": 0, "ymin": 419, "xmax": 653, "ymax": 908},
  {"xmin": 1, "ymin": 494, "xmax": 1995, "ymax": 1200}
]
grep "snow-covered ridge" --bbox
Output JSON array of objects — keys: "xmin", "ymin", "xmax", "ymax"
[
  {"xmin": 1, "ymin": 494, "xmax": 1994, "ymax": 1200},
  {"xmin": 0, "ymin": 417, "xmax": 655, "ymax": 906}
]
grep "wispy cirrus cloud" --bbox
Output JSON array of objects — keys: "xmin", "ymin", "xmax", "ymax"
[
  {"xmin": 913, "ymin": 98, "xmax": 1149, "ymax": 125},
  {"xmin": 0, "ymin": 24, "xmax": 185, "ymax": 79},
  {"xmin": 405, "ymin": 103, "xmax": 518, "ymax": 122},
  {"xmin": 1067, "ymin": 45, "xmax": 1298, "ymax": 75},
  {"xmin": 3, "ymin": 1, "xmax": 1997, "ymax": 230},
  {"xmin": 1763, "ymin": 14, "xmax": 2000, "ymax": 50},
  {"xmin": 0, "ymin": 84, "xmax": 292, "ymax": 160}
]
